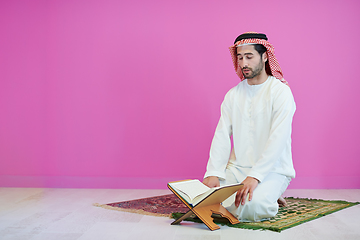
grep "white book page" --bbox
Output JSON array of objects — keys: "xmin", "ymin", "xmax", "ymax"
[{"xmin": 170, "ymin": 180, "xmax": 210, "ymax": 202}]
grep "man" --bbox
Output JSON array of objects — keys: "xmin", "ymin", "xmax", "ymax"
[{"xmin": 203, "ymin": 32, "xmax": 296, "ymax": 222}]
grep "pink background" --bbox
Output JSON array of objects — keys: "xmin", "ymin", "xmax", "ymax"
[{"xmin": 0, "ymin": 0, "xmax": 359, "ymax": 189}]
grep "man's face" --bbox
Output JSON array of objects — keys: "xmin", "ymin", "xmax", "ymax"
[{"xmin": 236, "ymin": 45, "xmax": 266, "ymax": 79}]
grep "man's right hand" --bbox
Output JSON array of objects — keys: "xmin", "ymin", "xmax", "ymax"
[{"xmin": 202, "ymin": 176, "xmax": 220, "ymax": 188}]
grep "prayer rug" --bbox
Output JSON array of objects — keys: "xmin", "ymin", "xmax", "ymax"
[
  {"xmin": 94, "ymin": 194, "xmax": 189, "ymax": 217},
  {"xmin": 94, "ymin": 194, "xmax": 359, "ymax": 232}
]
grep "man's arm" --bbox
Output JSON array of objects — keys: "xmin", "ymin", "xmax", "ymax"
[
  {"xmin": 235, "ymin": 85, "xmax": 296, "ymax": 205},
  {"xmin": 235, "ymin": 176, "xmax": 259, "ymax": 206},
  {"xmin": 203, "ymin": 89, "xmax": 234, "ymax": 180},
  {"xmin": 202, "ymin": 176, "xmax": 220, "ymax": 188},
  {"xmin": 247, "ymin": 86, "xmax": 296, "ymax": 182}
]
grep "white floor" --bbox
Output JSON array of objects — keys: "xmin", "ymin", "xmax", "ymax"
[{"xmin": 0, "ymin": 188, "xmax": 359, "ymax": 240}]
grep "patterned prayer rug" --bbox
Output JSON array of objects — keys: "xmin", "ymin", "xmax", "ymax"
[
  {"xmin": 94, "ymin": 194, "xmax": 359, "ymax": 232},
  {"xmin": 94, "ymin": 194, "xmax": 189, "ymax": 217}
]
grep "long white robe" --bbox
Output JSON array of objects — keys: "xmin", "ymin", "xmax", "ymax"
[{"xmin": 204, "ymin": 76, "xmax": 296, "ymax": 221}]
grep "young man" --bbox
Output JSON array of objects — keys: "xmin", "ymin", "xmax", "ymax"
[{"xmin": 203, "ymin": 32, "xmax": 296, "ymax": 222}]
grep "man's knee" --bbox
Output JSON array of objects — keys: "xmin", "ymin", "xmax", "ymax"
[{"xmin": 239, "ymin": 195, "xmax": 278, "ymax": 221}]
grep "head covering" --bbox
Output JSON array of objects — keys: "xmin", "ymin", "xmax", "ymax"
[{"xmin": 229, "ymin": 32, "xmax": 289, "ymax": 86}]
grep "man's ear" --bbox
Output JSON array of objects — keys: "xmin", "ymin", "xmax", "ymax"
[{"xmin": 263, "ymin": 52, "xmax": 268, "ymax": 62}]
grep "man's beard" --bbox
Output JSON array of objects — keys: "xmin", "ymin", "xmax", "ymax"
[{"xmin": 242, "ymin": 59, "xmax": 264, "ymax": 79}]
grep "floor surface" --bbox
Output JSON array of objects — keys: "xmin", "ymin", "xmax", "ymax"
[{"xmin": 0, "ymin": 188, "xmax": 359, "ymax": 240}]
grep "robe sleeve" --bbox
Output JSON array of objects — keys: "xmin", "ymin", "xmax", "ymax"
[
  {"xmin": 203, "ymin": 89, "xmax": 234, "ymax": 180},
  {"xmin": 247, "ymin": 86, "xmax": 296, "ymax": 182}
]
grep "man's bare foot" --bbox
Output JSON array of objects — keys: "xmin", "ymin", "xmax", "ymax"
[{"xmin": 277, "ymin": 196, "xmax": 287, "ymax": 207}]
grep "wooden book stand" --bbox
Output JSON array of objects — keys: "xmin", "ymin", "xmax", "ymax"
[{"xmin": 168, "ymin": 182, "xmax": 243, "ymax": 231}]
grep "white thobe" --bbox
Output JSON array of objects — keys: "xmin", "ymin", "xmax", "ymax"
[{"xmin": 204, "ymin": 76, "xmax": 296, "ymax": 221}]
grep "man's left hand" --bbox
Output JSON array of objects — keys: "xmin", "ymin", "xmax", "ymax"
[{"xmin": 235, "ymin": 176, "xmax": 259, "ymax": 207}]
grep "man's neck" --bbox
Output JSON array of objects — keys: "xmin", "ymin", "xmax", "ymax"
[{"xmin": 247, "ymin": 71, "xmax": 269, "ymax": 85}]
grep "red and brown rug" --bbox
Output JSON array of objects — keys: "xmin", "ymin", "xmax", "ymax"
[
  {"xmin": 94, "ymin": 194, "xmax": 359, "ymax": 232},
  {"xmin": 94, "ymin": 194, "xmax": 188, "ymax": 217}
]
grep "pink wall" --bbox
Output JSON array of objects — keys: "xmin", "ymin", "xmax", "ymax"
[{"xmin": 0, "ymin": 0, "xmax": 359, "ymax": 189}]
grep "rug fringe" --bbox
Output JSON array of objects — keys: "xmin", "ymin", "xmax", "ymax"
[
  {"xmin": 93, "ymin": 203, "xmax": 171, "ymax": 217},
  {"xmin": 285, "ymin": 197, "xmax": 360, "ymax": 205}
]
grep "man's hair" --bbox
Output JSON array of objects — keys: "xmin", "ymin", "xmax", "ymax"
[
  {"xmin": 254, "ymin": 44, "xmax": 267, "ymax": 58},
  {"xmin": 253, "ymin": 44, "xmax": 271, "ymax": 75}
]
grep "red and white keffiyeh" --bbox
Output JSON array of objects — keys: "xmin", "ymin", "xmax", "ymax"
[{"xmin": 229, "ymin": 37, "xmax": 289, "ymax": 86}]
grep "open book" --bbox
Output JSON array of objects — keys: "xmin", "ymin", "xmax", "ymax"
[{"xmin": 168, "ymin": 179, "xmax": 242, "ymax": 207}]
